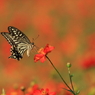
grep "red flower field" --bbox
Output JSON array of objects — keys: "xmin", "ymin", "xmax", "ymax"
[{"xmin": 0, "ymin": 0, "xmax": 95, "ymax": 95}]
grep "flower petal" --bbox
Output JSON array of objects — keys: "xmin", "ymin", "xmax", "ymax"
[
  {"xmin": 44, "ymin": 44, "xmax": 55, "ymax": 53},
  {"xmin": 34, "ymin": 54, "xmax": 44, "ymax": 62},
  {"xmin": 40, "ymin": 56, "xmax": 46, "ymax": 63}
]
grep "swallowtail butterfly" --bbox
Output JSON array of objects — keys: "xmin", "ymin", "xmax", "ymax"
[{"xmin": 1, "ymin": 26, "xmax": 35, "ymax": 60}]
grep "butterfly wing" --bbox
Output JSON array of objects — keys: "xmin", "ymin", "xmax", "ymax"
[
  {"xmin": 1, "ymin": 32, "xmax": 16, "ymax": 46},
  {"xmin": 1, "ymin": 26, "xmax": 33, "ymax": 60},
  {"xmin": 8, "ymin": 26, "xmax": 31, "ymax": 44},
  {"xmin": 9, "ymin": 47, "xmax": 22, "ymax": 60}
]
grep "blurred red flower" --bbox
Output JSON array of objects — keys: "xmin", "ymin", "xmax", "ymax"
[
  {"xmin": 33, "ymin": 88, "xmax": 56, "ymax": 95},
  {"xmin": 34, "ymin": 44, "xmax": 54, "ymax": 63},
  {"xmin": 26, "ymin": 85, "xmax": 39, "ymax": 95},
  {"xmin": 81, "ymin": 57, "xmax": 95, "ymax": 69}
]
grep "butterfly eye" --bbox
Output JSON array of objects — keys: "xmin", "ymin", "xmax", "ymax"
[{"xmin": 31, "ymin": 42, "xmax": 34, "ymax": 45}]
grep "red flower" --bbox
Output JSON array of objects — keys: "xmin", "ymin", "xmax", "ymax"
[
  {"xmin": 81, "ymin": 57, "xmax": 95, "ymax": 69},
  {"xmin": 26, "ymin": 85, "xmax": 39, "ymax": 95},
  {"xmin": 33, "ymin": 88, "xmax": 56, "ymax": 95},
  {"xmin": 34, "ymin": 44, "xmax": 54, "ymax": 63}
]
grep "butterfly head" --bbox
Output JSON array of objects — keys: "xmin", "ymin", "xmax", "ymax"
[{"xmin": 31, "ymin": 42, "xmax": 35, "ymax": 48}]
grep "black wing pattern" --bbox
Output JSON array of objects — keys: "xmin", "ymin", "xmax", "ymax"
[
  {"xmin": 9, "ymin": 47, "xmax": 22, "ymax": 60},
  {"xmin": 1, "ymin": 26, "xmax": 33, "ymax": 60}
]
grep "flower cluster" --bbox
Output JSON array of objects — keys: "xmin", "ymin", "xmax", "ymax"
[
  {"xmin": 4, "ymin": 84, "xmax": 56, "ymax": 95},
  {"xmin": 28, "ymin": 88, "xmax": 56, "ymax": 95}
]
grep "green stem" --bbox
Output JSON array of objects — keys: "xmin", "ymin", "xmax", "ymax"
[
  {"xmin": 46, "ymin": 55, "xmax": 75, "ymax": 94},
  {"xmin": 68, "ymin": 68, "xmax": 74, "ymax": 92}
]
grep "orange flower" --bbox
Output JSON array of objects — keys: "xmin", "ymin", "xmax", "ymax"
[{"xmin": 34, "ymin": 44, "xmax": 54, "ymax": 63}]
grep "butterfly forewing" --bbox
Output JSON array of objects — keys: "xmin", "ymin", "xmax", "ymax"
[
  {"xmin": 8, "ymin": 26, "xmax": 31, "ymax": 44},
  {"xmin": 1, "ymin": 32, "xmax": 16, "ymax": 46},
  {"xmin": 1, "ymin": 26, "xmax": 34, "ymax": 60}
]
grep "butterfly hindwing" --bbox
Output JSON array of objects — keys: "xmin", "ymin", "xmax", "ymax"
[{"xmin": 9, "ymin": 47, "xmax": 22, "ymax": 60}]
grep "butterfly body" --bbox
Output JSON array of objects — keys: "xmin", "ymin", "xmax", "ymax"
[{"xmin": 1, "ymin": 26, "xmax": 35, "ymax": 60}]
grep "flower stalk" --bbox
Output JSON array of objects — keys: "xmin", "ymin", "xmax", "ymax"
[
  {"xmin": 46, "ymin": 55, "xmax": 76, "ymax": 95},
  {"xmin": 68, "ymin": 66, "xmax": 74, "ymax": 92}
]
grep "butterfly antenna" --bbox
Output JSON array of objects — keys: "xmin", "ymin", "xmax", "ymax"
[
  {"xmin": 32, "ymin": 35, "xmax": 39, "ymax": 42},
  {"xmin": 32, "ymin": 35, "xmax": 39, "ymax": 50},
  {"xmin": 34, "ymin": 35, "xmax": 39, "ymax": 41},
  {"xmin": 32, "ymin": 38, "xmax": 34, "ymax": 42}
]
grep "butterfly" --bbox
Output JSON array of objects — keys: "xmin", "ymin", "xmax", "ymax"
[{"xmin": 1, "ymin": 26, "xmax": 35, "ymax": 60}]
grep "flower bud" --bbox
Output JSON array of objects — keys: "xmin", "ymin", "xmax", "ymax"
[{"xmin": 67, "ymin": 62, "xmax": 72, "ymax": 68}]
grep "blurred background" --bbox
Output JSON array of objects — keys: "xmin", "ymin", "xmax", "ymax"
[{"xmin": 0, "ymin": 0, "xmax": 95, "ymax": 95}]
